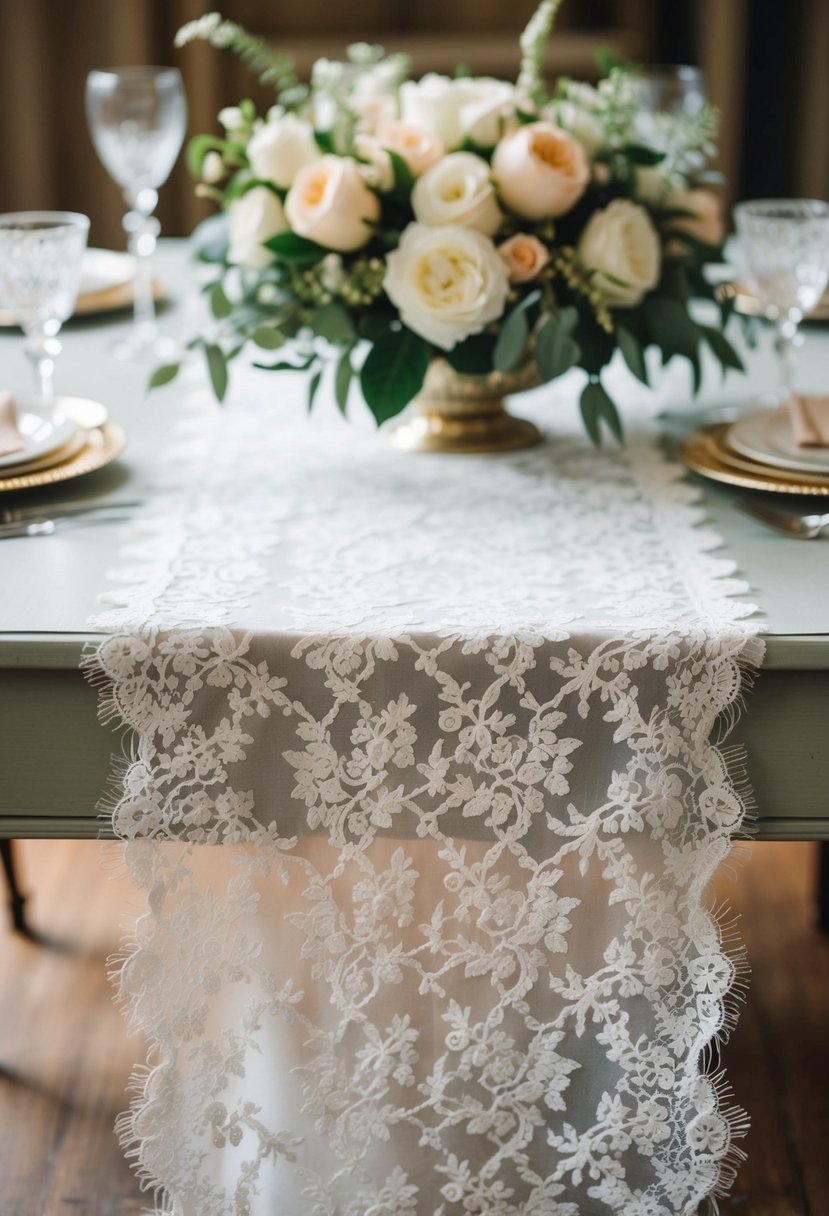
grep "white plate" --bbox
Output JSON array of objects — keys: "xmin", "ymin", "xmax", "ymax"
[
  {"xmin": 0, "ymin": 403, "xmax": 77, "ymax": 470},
  {"xmin": 728, "ymin": 406, "xmax": 829, "ymax": 475},
  {"xmin": 78, "ymin": 248, "xmax": 134, "ymax": 296}
]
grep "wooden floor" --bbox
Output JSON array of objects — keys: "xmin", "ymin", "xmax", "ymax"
[{"xmin": 0, "ymin": 839, "xmax": 826, "ymax": 1214}]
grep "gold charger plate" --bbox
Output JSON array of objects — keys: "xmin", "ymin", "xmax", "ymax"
[
  {"xmin": 0, "ymin": 428, "xmax": 87, "ymax": 479},
  {"xmin": 0, "ymin": 421, "xmax": 127, "ymax": 494},
  {"xmin": 681, "ymin": 423, "xmax": 829, "ymax": 496}
]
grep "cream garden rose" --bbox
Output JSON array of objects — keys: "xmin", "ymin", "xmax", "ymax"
[
  {"xmin": 384, "ymin": 222, "xmax": 510, "ymax": 350},
  {"xmin": 247, "ymin": 114, "xmax": 318, "ymax": 189},
  {"xmin": 400, "ymin": 75, "xmax": 517, "ymax": 150},
  {"xmin": 498, "ymin": 233, "xmax": 550, "ymax": 282},
  {"xmin": 285, "ymin": 156, "xmax": 381, "ymax": 252},
  {"xmin": 578, "ymin": 198, "xmax": 661, "ymax": 308},
  {"xmin": 412, "ymin": 152, "xmax": 502, "ymax": 237},
  {"xmin": 227, "ymin": 186, "xmax": 287, "ymax": 269},
  {"xmin": 354, "ymin": 121, "xmax": 444, "ymax": 192},
  {"xmin": 492, "ymin": 121, "xmax": 589, "ymax": 220}
]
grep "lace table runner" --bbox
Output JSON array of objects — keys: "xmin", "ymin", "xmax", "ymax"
[{"xmin": 87, "ymin": 367, "xmax": 763, "ymax": 1216}]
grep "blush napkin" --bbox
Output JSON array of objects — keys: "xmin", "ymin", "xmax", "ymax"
[
  {"xmin": 790, "ymin": 393, "xmax": 829, "ymax": 447},
  {"xmin": 0, "ymin": 391, "xmax": 24, "ymax": 457}
]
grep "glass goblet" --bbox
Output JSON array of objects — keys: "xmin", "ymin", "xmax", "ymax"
[
  {"xmin": 0, "ymin": 211, "xmax": 90, "ymax": 405},
  {"xmin": 734, "ymin": 199, "xmax": 829, "ymax": 406},
  {"xmin": 85, "ymin": 66, "xmax": 187, "ymax": 362}
]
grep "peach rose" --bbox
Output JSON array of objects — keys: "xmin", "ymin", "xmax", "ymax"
[
  {"xmin": 666, "ymin": 187, "xmax": 725, "ymax": 247},
  {"xmin": 376, "ymin": 119, "xmax": 444, "ymax": 177},
  {"xmin": 498, "ymin": 233, "xmax": 550, "ymax": 282},
  {"xmin": 285, "ymin": 155, "xmax": 380, "ymax": 252},
  {"xmin": 492, "ymin": 121, "xmax": 589, "ymax": 221}
]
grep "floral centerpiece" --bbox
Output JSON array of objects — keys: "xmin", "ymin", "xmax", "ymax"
[{"xmin": 159, "ymin": 0, "xmax": 744, "ymax": 449}]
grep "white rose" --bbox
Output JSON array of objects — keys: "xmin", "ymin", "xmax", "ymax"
[
  {"xmin": 578, "ymin": 199, "xmax": 661, "ymax": 308},
  {"xmin": 384, "ymin": 222, "xmax": 510, "ymax": 350},
  {"xmin": 353, "ymin": 133, "xmax": 395, "ymax": 192},
  {"xmin": 400, "ymin": 75, "xmax": 465, "ymax": 149},
  {"xmin": 247, "ymin": 114, "xmax": 319, "ymax": 189},
  {"xmin": 285, "ymin": 155, "xmax": 380, "ymax": 252},
  {"xmin": 456, "ymin": 78, "xmax": 517, "ymax": 147},
  {"xmin": 227, "ymin": 187, "xmax": 287, "ymax": 269},
  {"xmin": 492, "ymin": 122, "xmax": 589, "ymax": 220},
  {"xmin": 352, "ymin": 92, "xmax": 399, "ymax": 132},
  {"xmin": 412, "ymin": 152, "xmax": 502, "ymax": 237}
]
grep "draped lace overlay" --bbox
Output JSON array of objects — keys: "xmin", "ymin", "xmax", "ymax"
[{"xmin": 87, "ymin": 369, "xmax": 763, "ymax": 1216}]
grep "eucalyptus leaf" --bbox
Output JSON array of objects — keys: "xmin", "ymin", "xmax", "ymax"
[
  {"xmin": 643, "ymin": 297, "xmax": 701, "ymax": 365},
  {"xmin": 313, "ymin": 302, "xmax": 356, "ymax": 345},
  {"xmin": 535, "ymin": 317, "xmax": 580, "ymax": 382},
  {"xmin": 616, "ymin": 327, "xmax": 649, "ymax": 386},
  {"xmin": 253, "ymin": 355, "xmax": 317, "ymax": 372},
  {"xmin": 209, "ymin": 280, "xmax": 232, "ymax": 320},
  {"xmin": 360, "ymin": 328, "xmax": 431, "ymax": 425},
  {"xmin": 251, "ymin": 327, "xmax": 285, "ymax": 351},
  {"xmin": 307, "ymin": 366, "xmax": 323, "ymax": 413},
  {"xmin": 334, "ymin": 349, "xmax": 354, "ymax": 415},
  {"xmin": 205, "ymin": 344, "xmax": 228, "ymax": 402},
  {"xmin": 444, "ymin": 332, "xmax": 496, "ymax": 376},
  {"xmin": 147, "ymin": 362, "xmax": 180, "ymax": 392},
  {"xmin": 493, "ymin": 290, "xmax": 541, "ymax": 374},
  {"xmin": 313, "ymin": 128, "xmax": 337, "ymax": 155},
  {"xmin": 699, "ymin": 324, "xmax": 745, "ymax": 375},
  {"xmin": 623, "ymin": 143, "xmax": 666, "ymax": 166},
  {"xmin": 581, "ymin": 379, "xmax": 623, "ymax": 447}
]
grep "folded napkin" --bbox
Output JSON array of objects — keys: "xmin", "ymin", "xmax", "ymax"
[
  {"xmin": 0, "ymin": 391, "xmax": 24, "ymax": 457},
  {"xmin": 791, "ymin": 393, "xmax": 829, "ymax": 447}
]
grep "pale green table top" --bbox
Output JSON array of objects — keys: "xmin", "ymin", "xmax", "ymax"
[{"xmin": 1, "ymin": 240, "xmax": 828, "ymax": 838}]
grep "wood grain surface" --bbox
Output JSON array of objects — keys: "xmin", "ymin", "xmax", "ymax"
[{"xmin": 0, "ymin": 839, "xmax": 825, "ymax": 1214}]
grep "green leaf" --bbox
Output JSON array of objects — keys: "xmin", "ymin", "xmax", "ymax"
[
  {"xmin": 334, "ymin": 349, "xmax": 354, "ymax": 415},
  {"xmin": 360, "ymin": 328, "xmax": 431, "ymax": 425},
  {"xmin": 623, "ymin": 143, "xmax": 666, "ymax": 166},
  {"xmin": 209, "ymin": 280, "xmax": 232, "ymax": 320},
  {"xmin": 444, "ymin": 332, "xmax": 496, "ymax": 376},
  {"xmin": 313, "ymin": 128, "xmax": 337, "ymax": 155},
  {"xmin": 385, "ymin": 148, "xmax": 415, "ymax": 195},
  {"xmin": 264, "ymin": 230, "xmax": 326, "ymax": 264},
  {"xmin": 535, "ymin": 317, "xmax": 580, "ymax": 383},
  {"xmin": 312, "ymin": 302, "xmax": 356, "ymax": 345},
  {"xmin": 699, "ymin": 324, "xmax": 745, "ymax": 375},
  {"xmin": 580, "ymin": 380, "xmax": 623, "ymax": 447},
  {"xmin": 359, "ymin": 312, "xmax": 395, "ymax": 342},
  {"xmin": 253, "ymin": 355, "xmax": 317, "ymax": 372},
  {"xmin": 251, "ymin": 326, "xmax": 285, "ymax": 351},
  {"xmin": 205, "ymin": 344, "xmax": 228, "ymax": 402},
  {"xmin": 616, "ymin": 326, "xmax": 649, "ymax": 386},
  {"xmin": 187, "ymin": 133, "xmax": 235, "ymax": 179},
  {"xmin": 595, "ymin": 46, "xmax": 622, "ymax": 75},
  {"xmin": 147, "ymin": 362, "xmax": 180, "ymax": 392},
  {"xmin": 643, "ymin": 296, "xmax": 701, "ymax": 365},
  {"xmin": 493, "ymin": 290, "xmax": 541, "ymax": 374},
  {"xmin": 307, "ymin": 366, "xmax": 323, "ymax": 413}
]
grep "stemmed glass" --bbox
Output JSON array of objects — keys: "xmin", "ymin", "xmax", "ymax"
[
  {"xmin": 0, "ymin": 211, "xmax": 90, "ymax": 405},
  {"xmin": 734, "ymin": 199, "xmax": 829, "ymax": 405},
  {"xmin": 85, "ymin": 67, "xmax": 187, "ymax": 362}
]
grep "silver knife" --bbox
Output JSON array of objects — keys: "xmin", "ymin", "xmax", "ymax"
[
  {"xmin": 0, "ymin": 499, "xmax": 140, "ymax": 524},
  {"xmin": 0, "ymin": 512, "xmax": 132, "ymax": 539}
]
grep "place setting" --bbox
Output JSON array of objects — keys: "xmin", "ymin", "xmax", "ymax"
[{"xmin": 682, "ymin": 197, "xmax": 829, "ymax": 500}]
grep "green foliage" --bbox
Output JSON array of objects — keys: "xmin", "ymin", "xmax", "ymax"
[
  {"xmin": 147, "ymin": 363, "xmax": 180, "ymax": 392},
  {"xmin": 493, "ymin": 291, "xmax": 541, "ymax": 373},
  {"xmin": 334, "ymin": 348, "xmax": 354, "ymax": 414},
  {"xmin": 205, "ymin": 343, "xmax": 229, "ymax": 402},
  {"xmin": 359, "ymin": 328, "xmax": 431, "ymax": 424},
  {"xmin": 616, "ymin": 326, "xmax": 649, "ymax": 386},
  {"xmin": 535, "ymin": 311, "xmax": 580, "ymax": 382},
  {"xmin": 312, "ymin": 302, "xmax": 356, "ymax": 345},
  {"xmin": 444, "ymin": 332, "xmax": 496, "ymax": 376},
  {"xmin": 250, "ymin": 327, "xmax": 285, "ymax": 351},
  {"xmin": 264, "ymin": 231, "xmax": 327, "ymax": 264},
  {"xmin": 209, "ymin": 280, "xmax": 232, "ymax": 320},
  {"xmin": 581, "ymin": 379, "xmax": 623, "ymax": 446}
]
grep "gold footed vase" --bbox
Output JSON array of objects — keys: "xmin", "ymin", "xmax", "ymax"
[{"xmin": 386, "ymin": 357, "xmax": 543, "ymax": 454}]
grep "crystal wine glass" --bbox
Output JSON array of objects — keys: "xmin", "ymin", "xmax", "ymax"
[
  {"xmin": 638, "ymin": 65, "xmax": 706, "ymax": 117},
  {"xmin": 85, "ymin": 66, "xmax": 187, "ymax": 362},
  {"xmin": 0, "ymin": 211, "xmax": 90, "ymax": 405},
  {"xmin": 734, "ymin": 199, "xmax": 829, "ymax": 406}
]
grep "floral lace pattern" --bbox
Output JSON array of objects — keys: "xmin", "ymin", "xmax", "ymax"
[{"xmin": 87, "ymin": 369, "xmax": 763, "ymax": 1216}]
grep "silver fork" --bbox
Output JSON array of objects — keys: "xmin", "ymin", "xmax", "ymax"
[
  {"xmin": 735, "ymin": 497, "xmax": 829, "ymax": 539},
  {"xmin": 0, "ymin": 499, "xmax": 140, "ymax": 525}
]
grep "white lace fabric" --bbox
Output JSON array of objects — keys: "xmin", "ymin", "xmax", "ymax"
[{"xmin": 87, "ymin": 369, "xmax": 763, "ymax": 1216}]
